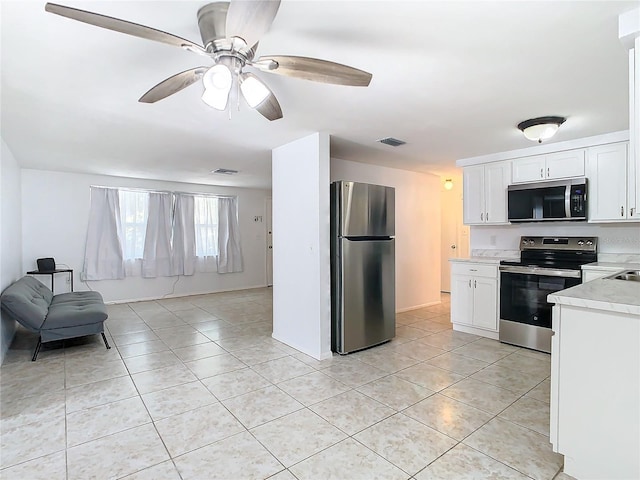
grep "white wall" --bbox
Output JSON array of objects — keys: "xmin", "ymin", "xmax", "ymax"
[
  {"xmin": 21, "ymin": 169, "xmax": 271, "ymax": 303},
  {"xmin": 272, "ymin": 133, "xmax": 331, "ymax": 360},
  {"xmin": 331, "ymin": 158, "xmax": 442, "ymax": 311},
  {"xmin": 1, "ymin": 139, "xmax": 23, "ymax": 362},
  {"xmin": 471, "ymin": 222, "xmax": 640, "ymax": 255}
]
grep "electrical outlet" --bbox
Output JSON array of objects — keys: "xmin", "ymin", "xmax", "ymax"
[{"xmin": 254, "ymin": 216, "xmax": 263, "ymax": 222}]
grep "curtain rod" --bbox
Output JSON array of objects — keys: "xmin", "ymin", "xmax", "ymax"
[{"xmin": 90, "ymin": 185, "xmax": 236, "ymax": 199}]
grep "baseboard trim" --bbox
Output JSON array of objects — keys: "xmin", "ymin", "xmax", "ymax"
[
  {"xmin": 452, "ymin": 323, "xmax": 499, "ymax": 340},
  {"xmin": 105, "ymin": 284, "xmax": 269, "ymax": 305},
  {"xmin": 397, "ymin": 300, "xmax": 441, "ymax": 313}
]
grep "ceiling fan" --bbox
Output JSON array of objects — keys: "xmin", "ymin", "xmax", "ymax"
[{"xmin": 44, "ymin": 1, "xmax": 373, "ymax": 121}]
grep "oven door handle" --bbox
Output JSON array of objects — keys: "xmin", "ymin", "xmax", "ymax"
[{"xmin": 499, "ymin": 265, "xmax": 581, "ymax": 278}]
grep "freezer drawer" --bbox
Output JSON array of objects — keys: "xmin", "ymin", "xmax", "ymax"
[{"xmin": 333, "ymin": 238, "xmax": 395, "ymax": 353}]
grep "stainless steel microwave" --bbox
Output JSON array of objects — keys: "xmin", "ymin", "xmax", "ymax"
[{"xmin": 507, "ymin": 178, "xmax": 587, "ymax": 222}]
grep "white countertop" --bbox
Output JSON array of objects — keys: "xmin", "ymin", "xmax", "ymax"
[
  {"xmin": 449, "ymin": 257, "xmax": 506, "ymax": 265},
  {"xmin": 582, "ymin": 262, "xmax": 640, "ymax": 272},
  {"xmin": 548, "ymin": 277, "xmax": 640, "ymax": 316}
]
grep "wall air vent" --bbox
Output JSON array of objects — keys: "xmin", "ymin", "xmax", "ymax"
[
  {"xmin": 378, "ymin": 137, "xmax": 406, "ymax": 147},
  {"xmin": 211, "ymin": 168, "xmax": 239, "ymax": 175}
]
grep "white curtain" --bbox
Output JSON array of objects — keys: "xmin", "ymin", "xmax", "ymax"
[
  {"xmin": 194, "ymin": 195, "xmax": 219, "ymax": 273},
  {"xmin": 82, "ymin": 187, "xmax": 124, "ymax": 280},
  {"xmin": 172, "ymin": 193, "xmax": 197, "ymax": 276},
  {"xmin": 142, "ymin": 192, "xmax": 173, "ymax": 277},
  {"xmin": 119, "ymin": 190, "xmax": 148, "ymax": 276},
  {"xmin": 217, "ymin": 196, "xmax": 243, "ymax": 273}
]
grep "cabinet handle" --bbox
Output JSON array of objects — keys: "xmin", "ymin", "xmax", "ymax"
[
  {"xmin": 540, "ymin": 168, "xmax": 544, "ymax": 178},
  {"xmin": 469, "ymin": 269, "xmax": 478, "ymax": 272},
  {"xmin": 480, "ymin": 213, "xmax": 484, "ymax": 221},
  {"xmin": 474, "ymin": 280, "xmax": 477, "ymax": 288},
  {"xmin": 631, "ymin": 207, "xmax": 636, "ymax": 217},
  {"xmin": 547, "ymin": 167, "xmax": 550, "ymax": 177},
  {"xmin": 486, "ymin": 212, "xmax": 489, "ymax": 221},
  {"xmin": 621, "ymin": 206, "xmax": 624, "ymax": 217},
  {"xmin": 468, "ymin": 279, "xmax": 471, "ymax": 288}
]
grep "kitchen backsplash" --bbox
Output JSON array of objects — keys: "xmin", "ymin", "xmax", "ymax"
[{"xmin": 470, "ymin": 223, "xmax": 640, "ymax": 255}]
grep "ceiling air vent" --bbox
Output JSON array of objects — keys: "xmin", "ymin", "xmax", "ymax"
[
  {"xmin": 211, "ymin": 168, "xmax": 239, "ymax": 175},
  {"xmin": 378, "ymin": 137, "xmax": 406, "ymax": 147}
]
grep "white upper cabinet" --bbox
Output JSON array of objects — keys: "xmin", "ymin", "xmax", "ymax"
[
  {"xmin": 512, "ymin": 149, "xmax": 585, "ymax": 183},
  {"xmin": 587, "ymin": 142, "xmax": 634, "ymax": 221},
  {"xmin": 463, "ymin": 161, "xmax": 511, "ymax": 225}
]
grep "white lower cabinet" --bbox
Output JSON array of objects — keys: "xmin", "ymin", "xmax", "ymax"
[
  {"xmin": 550, "ymin": 303, "xmax": 640, "ymax": 479},
  {"xmin": 450, "ymin": 262, "xmax": 498, "ymax": 338}
]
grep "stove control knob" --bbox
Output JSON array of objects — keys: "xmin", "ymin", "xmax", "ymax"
[
  {"xmin": 586, "ymin": 240, "xmax": 593, "ymax": 246},
  {"xmin": 577, "ymin": 240, "xmax": 585, "ymax": 246},
  {"xmin": 522, "ymin": 239, "xmax": 528, "ymax": 245},
  {"xmin": 529, "ymin": 239, "xmax": 535, "ymax": 245}
]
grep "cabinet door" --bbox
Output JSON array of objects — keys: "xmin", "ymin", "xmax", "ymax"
[
  {"xmin": 587, "ymin": 143, "xmax": 628, "ymax": 221},
  {"xmin": 546, "ymin": 149, "xmax": 585, "ymax": 179},
  {"xmin": 484, "ymin": 161, "xmax": 511, "ymax": 224},
  {"xmin": 629, "ymin": 41, "xmax": 639, "ymax": 219},
  {"xmin": 472, "ymin": 277, "xmax": 498, "ymax": 331},
  {"xmin": 463, "ymin": 166, "xmax": 485, "ymax": 225},
  {"xmin": 451, "ymin": 274, "xmax": 473, "ymax": 326},
  {"xmin": 512, "ymin": 155, "xmax": 545, "ymax": 183}
]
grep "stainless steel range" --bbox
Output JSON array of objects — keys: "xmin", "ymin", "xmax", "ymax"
[{"xmin": 499, "ymin": 236, "xmax": 597, "ymax": 352}]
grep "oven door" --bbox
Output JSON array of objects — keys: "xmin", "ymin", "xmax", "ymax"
[{"xmin": 499, "ymin": 266, "xmax": 581, "ymax": 328}]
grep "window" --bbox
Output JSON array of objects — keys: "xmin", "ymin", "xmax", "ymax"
[
  {"xmin": 118, "ymin": 190, "xmax": 149, "ymax": 260},
  {"xmin": 194, "ymin": 195, "xmax": 219, "ymax": 257}
]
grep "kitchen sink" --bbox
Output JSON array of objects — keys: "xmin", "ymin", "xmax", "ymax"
[{"xmin": 606, "ymin": 270, "xmax": 640, "ymax": 282}]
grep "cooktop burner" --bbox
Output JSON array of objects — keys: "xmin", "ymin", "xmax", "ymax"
[{"xmin": 500, "ymin": 236, "xmax": 598, "ymax": 270}]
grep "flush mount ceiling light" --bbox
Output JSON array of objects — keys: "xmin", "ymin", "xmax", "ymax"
[
  {"xmin": 517, "ymin": 116, "xmax": 566, "ymax": 143},
  {"xmin": 444, "ymin": 179, "xmax": 453, "ymax": 190}
]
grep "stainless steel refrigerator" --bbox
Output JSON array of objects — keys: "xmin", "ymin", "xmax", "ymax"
[{"xmin": 331, "ymin": 181, "xmax": 395, "ymax": 354}]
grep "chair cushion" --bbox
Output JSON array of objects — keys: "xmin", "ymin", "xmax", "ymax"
[
  {"xmin": 46, "ymin": 292, "xmax": 108, "ymax": 329},
  {"xmin": 0, "ymin": 276, "xmax": 53, "ymax": 331}
]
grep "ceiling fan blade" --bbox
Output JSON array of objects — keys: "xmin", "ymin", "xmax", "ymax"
[
  {"xmin": 45, "ymin": 3, "xmax": 207, "ymax": 55},
  {"xmin": 255, "ymin": 55, "xmax": 372, "ymax": 86},
  {"xmin": 139, "ymin": 68, "xmax": 208, "ymax": 103},
  {"xmin": 225, "ymin": 0, "xmax": 281, "ymax": 49}
]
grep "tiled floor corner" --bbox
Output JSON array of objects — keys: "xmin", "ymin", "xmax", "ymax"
[{"xmin": 1, "ymin": 290, "xmax": 566, "ymax": 479}]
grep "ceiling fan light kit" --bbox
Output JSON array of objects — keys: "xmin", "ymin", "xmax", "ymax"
[
  {"xmin": 202, "ymin": 64, "xmax": 233, "ymax": 110},
  {"xmin": 517, "ymin": 116, "xmax": 566, "ymax": 143},
  {"xmin": 44, "ymin": 1, "xmax": 373, "ymax": 121}
]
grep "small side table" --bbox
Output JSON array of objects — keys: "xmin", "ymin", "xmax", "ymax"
[{"xmin": 26, "ymin": 269, "xmax": 73, "ymax": 293}]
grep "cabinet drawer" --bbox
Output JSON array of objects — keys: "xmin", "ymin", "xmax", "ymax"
[{"xmin": 451, "ymin": 263, "xmax": 497, "ymax": 278}]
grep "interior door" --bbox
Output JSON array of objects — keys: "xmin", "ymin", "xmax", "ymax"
[{"xmin": 441, "ymin": 176, "xmax": 468, "ymax": 292}]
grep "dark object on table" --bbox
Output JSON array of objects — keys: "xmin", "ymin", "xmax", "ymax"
[{"xmin": 37, "ymin": 257, "xmax": 56, "ymax": 272}]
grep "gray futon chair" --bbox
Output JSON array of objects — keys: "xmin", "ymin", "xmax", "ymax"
[{"xmin": 0, "ymin": 276, "xmax": 110, "ymax": 360}]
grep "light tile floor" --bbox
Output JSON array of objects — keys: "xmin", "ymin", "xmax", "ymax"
[{"xmin": 1, "ymin": 289, "xmax": 574, "ymax": 480}]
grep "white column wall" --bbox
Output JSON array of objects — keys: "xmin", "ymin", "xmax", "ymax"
[
  {"xmin": 331, "ymin": 158, "xmax": 442, "ymax": 310},
  {"xmin": 1, "ymin": 139, "xmax": 23, "ymax": 363},
  {"xmin": 20, "ymin": 169, "xmax": 271, "ymax": 303},
  {"xmin": 272, "ymin": 133, "xmax": 331, "ymax": 360}
]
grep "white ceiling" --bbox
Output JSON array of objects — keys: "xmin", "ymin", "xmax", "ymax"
[{"xmin": 1, "ymin": 0, "xmax": 636, "ymax": 189}]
